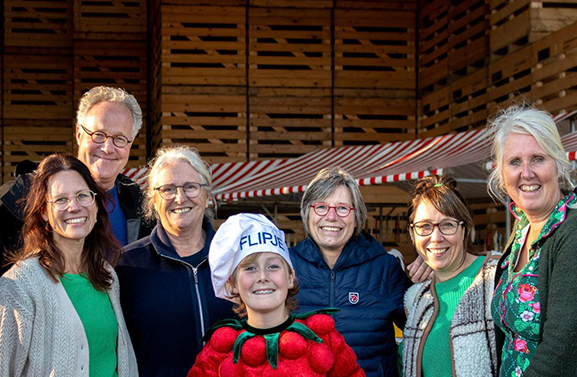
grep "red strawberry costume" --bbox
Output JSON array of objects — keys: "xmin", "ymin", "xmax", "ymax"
[{"xmin": 189, "ymin": 310, "xmax": 365, "ymax": 377}]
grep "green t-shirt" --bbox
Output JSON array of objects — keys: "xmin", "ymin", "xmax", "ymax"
[
  {"xmin": 61, "ymin": 273, "xmax": 118, "ymax": 377},
  {"xmin": 421, "ymin": 255, "xmax": 485, "ymax": 377}
]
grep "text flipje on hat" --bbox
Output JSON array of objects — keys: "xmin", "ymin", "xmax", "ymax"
[{"xmin": 209, "ymin": 213, "xmax": 293, "ymax": 301}]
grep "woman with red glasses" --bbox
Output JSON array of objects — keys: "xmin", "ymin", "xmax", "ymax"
[{"xmin": 290, "ymin": 167, "xmax": 411, "ymax": 377}]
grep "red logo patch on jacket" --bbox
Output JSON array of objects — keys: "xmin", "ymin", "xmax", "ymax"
[{"xmin": 348, "ymin": 292, "xmax": 359, "ymax": 305}]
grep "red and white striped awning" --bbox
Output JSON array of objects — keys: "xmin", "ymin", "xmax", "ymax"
[{"xmin": 122, "ymin": 110, "xmax": 577, "ymax": 201}]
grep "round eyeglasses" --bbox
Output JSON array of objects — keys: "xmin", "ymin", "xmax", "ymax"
[
  {"xmin": 79, "ymin": 124, "xmax": 133, "ymax": 148},
  {"xmin": 154, "ymin": 182, "xmax": 207, "ymax": 200},
  {"xmin": 410, "ymin": 220, "xmax": 463, "ymax": 236},
  {"xmin": 48, "ymin": 190, "xmax": 97, "ymax": 211},
  {"xmin": 310, "ymin": 203, "xmax": 355, "ymax": 218}
]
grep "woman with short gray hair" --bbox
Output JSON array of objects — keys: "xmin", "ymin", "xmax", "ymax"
[
  {"xmin": 291, "ymin": 167, "xmax": 411, "ymax": 377},
  {"xmin": 115, "ymin": 145, "xmax": 233, "ymax": 377}
]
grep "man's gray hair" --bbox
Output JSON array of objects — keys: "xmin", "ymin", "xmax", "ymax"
[{"xmin": 77, "ymin": 86, "xmax": 142, "ymax": 139}]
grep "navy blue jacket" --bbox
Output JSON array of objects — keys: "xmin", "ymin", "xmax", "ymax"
[
  {"xmin": 290, "ymin": 232, "xmax": 411, "ymax": 377},
  {"xmin": 116, "ymin": 219, "xmax": 234, "ymax": 377}
]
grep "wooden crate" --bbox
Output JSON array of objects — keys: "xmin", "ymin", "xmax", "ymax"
[
  {"xmin": 3, "ymin": 54, "xmax": 74, "ymax": 120},
  {"xmin": 449, "ymin": 68, "xmax": 489, "ymax": 132},
  {"xmin": 447, "ymin": 0, "xmax": 489, "ymax": 76},
  {"xmin": 73, "ymin": 39, "xmax": 147, "ymax": 107},
  {"xmin": 488, "ymin": 44, "xmax": 534, "ymax": 107},
  {"xmin": 334, "ymin": 7, "xmax": 416, "ymax": 89},
  {"xmin": 420, "ymin": 86, "xmax": 450, "ymax": 137},
  {"xmin": 2, "ymin": 119, "xmax": 74, "ymax": 182},
  {"xmin": 248, "ymin": 7, "xmax": 332, "ymax": 88},
  {"xmin": 335, "ymin": 88, "xmax": 416, "ymax": 145},
  {"xmin": 73, "ymin": 0, "xmax": 146, "ymax": 37},
  {"xmin": 532, "ymin": 22, "xmax": 577, "ymax": 114},
  {"xmin": 490, "ymin": 0, "xmax": 577, "ymax": 60},
  {"xmin": 419, "ymin": 0, "xmax": 450, "ymax": 90},
  {"xmin": 160, "ymin": 5, "xmax": 246, "ymax": 86},
  {"xmin": 248, "ymin": 88, "xmax": 332, "ymax": 159},
  {"xmin": 4, "ymin": 0, "xmax": 73, "ymax": 49},
  {"xmin": 152, "ymin": 86, "xmax": 247, "ymax": 163}
]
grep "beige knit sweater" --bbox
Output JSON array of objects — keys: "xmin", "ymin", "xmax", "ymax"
[{"xmin": 0, "ymin": 257, "xmax": 138, "ymax": 377}]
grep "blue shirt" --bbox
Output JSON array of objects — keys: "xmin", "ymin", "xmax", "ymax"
[{"xmin": 108, "ymin": 184, "xmax": 128, "ymax": 246}]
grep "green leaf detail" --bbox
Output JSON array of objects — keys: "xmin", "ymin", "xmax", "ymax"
[
  {"xmin": 263, "ymin": 333, "xmax": 280, "ymax": 369},
  {"xmin": 233, "ymin": 331, "xmax": 255, "ymax": 364}
]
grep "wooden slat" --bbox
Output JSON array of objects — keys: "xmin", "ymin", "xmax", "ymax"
[
  {"xmin": 334, "ymin": 88, "xmax": 416, "ymax": 145},
  {"xmin": 73, "ymin": 39, "xmax": 147, "ymax": 107},
  {"xmin": 73, "ymin": 0, "xmax": 146, "ymax": 35},
  {"xmin": 4, "ymin": 54, "xmax": 74, "ymax": 119},
  {"xmin": 160, "ymin": 5, "xmax": 246, "ymax": 87},
  {"xmin": 152, "ymin": 86, "xmax": 247, "ymax": 161},
  {"xmin": 5, "ymin": 0, "xmax": 73, "ymax": 49},
  {"xmin": 248, "ymin": 7, "xmax": 331, "ymax": 88},
  {"xmin": 249, "ymin": 87, "xmax": 332, "ymax": 159},
  {"xmin": 334, "ymin": 8, "xmax": 416, "ymax": 89}
]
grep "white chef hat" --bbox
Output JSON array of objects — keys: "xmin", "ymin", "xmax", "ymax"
[{"xmin": 209, "ymin": 213, "xmax": 293, "ymax": 301}]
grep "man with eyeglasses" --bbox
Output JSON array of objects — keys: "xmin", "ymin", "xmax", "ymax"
[{"xmin": 0, "ymin": 86, "xmax": 149, "ymax": 274}]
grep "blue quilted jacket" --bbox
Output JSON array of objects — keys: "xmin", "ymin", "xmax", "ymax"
[{"xmin": 290, "ymin": 232, "xmax": 411, "ymax": 377}]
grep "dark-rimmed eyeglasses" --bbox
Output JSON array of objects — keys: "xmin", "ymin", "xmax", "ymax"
[
  {"xmin": 410, "ymin": 220, "xmax": 463, "ymax": 236},
  {"xmin": 79, "ymin": 124, "xmax": 133, "ymax": 148},
  {"xmin": 48, "ymin": 190, "xmax": 97, "ymax": 211},
  {"xmin": 310, "ymin": 203, "xmax": 355, "ymax": 217},
  {"xmin": 154, "ymin": 183, "xmax": 207, "ymax": 200}
]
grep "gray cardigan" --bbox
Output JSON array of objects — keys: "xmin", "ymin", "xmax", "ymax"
[
  {"xmin": 0, "ymin": 258, "xmax": 138, "ymax": 377},
  {"xmin": 403, "ymin": 253, "xmax": 499, "ymax": 377}
]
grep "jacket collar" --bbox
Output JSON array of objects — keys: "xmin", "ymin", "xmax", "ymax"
[
  {"xmin": 292, "ymin": 231, "xmax": 388, "ymax": 269},
  {"xmin": 151, "ymin": 216, "xmax": 215, "ymax": 260}
]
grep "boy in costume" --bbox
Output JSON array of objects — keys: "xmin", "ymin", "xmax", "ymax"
[{"xmin": 188, "ymin": 213, "xmax": 365, "ymax": 377}]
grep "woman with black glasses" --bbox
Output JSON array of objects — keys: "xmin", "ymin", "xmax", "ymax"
[
  {"xmin": 401, "ymin": 175, "xmax": 498, "ymax": 377},
  {"xmin": 290, "ymin": 167, "xmax": 411, "ymax": 377},
  {"xmin": 0, "ymin": 153, "xmax": 137, "ymax": 376},
  {"xmin": 115, "ymin": 146, "xmax": 233, "ymax": 377}
]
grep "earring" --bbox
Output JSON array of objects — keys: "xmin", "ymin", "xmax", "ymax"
[{"xmin": 45, "ymin": 223, "xmax": 51, "ymax": 231}]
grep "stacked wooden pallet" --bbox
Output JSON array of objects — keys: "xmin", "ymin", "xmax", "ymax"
[
  {"xmin": 334, "ymin": 2, "xmax": 417, "ymax": 146},
  {"xmin": 3, "ymin": 0, "xmax": 75, "ymax": 182},
  {"xmin": 248, "ymin": 5, "xmax": 332, "ymax": 159},
  {"xmin": 150, "ymin": 1, "xmax": 248, "ymax": 163},
  {"xmin": 418, "ymin": 0, "xmax": 490, "ymax": 137},
  {"xmin": 151, "ymin": 0, "xmax": 419, "ymax": 163},
  {"xmin": 490, "ymin": 0, "xmax": 577, "ymax": 61}
]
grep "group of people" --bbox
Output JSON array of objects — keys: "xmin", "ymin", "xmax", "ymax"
[{"xmin": 0, "ymin": 86, "xmax": 575, "ymax": 377}]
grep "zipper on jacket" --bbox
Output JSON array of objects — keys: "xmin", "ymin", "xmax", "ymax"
[
  {"xmin": 191, "ymin": 265, "xmax": 205, "ymax": 337},
  {"xmin": 160, "ymin": 254, "xmax": 207, "ymax": 338},
  {"xmin": 329, "ymin": 271, "xmax": 335, "ymax": 307}
]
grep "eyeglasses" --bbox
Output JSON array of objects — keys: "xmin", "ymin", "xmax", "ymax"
[
  {"xmin": 410, "ymin": 220, "xmax": 463, "ymax": 236},
  {"xmin": 48, "ymin": 190, "xmax": 97, "ymax": 211},
  {"xmin": 310, "ymin": 203, "xmax": 355, "ymax": 218},
  {"xmin": 154, "ymin": 182, "xmax": 207, "ymax": 200},
  {"xmin": 79, "ymin": 125, "xmax": 133, "ymax": 148}
]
